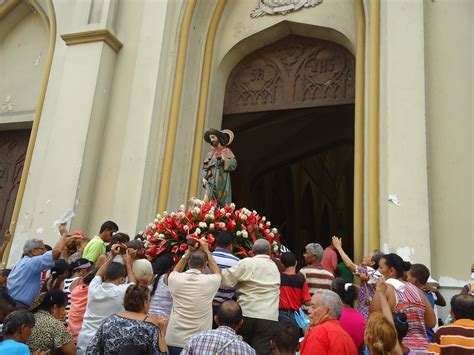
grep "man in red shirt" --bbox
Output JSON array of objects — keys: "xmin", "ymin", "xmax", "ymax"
[
  {"xmin": 301, "ymin": 289, "xmax": 357, "ymax": 355},
  {"xmin": 278, "ymin": 252, "xmax": 311, "ymax": 328}
]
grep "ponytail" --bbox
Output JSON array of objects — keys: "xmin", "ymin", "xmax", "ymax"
[{"xmin": 0, "ymin": 309, "xmax": 35, "ymax": 341}]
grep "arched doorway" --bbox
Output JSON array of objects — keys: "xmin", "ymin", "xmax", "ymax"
[{"xmin": 222, "ymin": 35, "xmax": 355, "ymax": 261}]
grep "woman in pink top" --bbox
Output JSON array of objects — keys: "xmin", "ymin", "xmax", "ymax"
[
  {"xmin": 67, "ymin": 268, "xmax": 97, "ymax": 343},
  {"xmin": 371, "ymin": 253, "xmax": 436, "ymax": 351},
  {"xmin": 331, "ymin": 277, "xmax": 366, "ymax": 350}
]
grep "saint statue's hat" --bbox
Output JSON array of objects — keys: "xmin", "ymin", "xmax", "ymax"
[{"xmin": 204, "ymin": 128, "xmax": 234, "ymax": 146}]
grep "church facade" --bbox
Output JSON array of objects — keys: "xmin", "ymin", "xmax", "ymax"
[{"xmin": 1, "ymin": 0, "xmax": 472, "ymax": 310}]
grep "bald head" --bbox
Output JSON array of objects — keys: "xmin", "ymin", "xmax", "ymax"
[{"xmin": 216, "ymin": 300, "xmax": 243, "ymax": 328}]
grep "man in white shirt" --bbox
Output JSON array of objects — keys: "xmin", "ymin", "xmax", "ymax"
[
  {"xmin": 76, "ymin": 245, "xmax": 136, "ymax": 354},
  {"xmin": 221, "ymin": 239, "xmax": 280, "ymax": 355},
  {"xmin": 165, "ymin": 238, "xmax": 221, "ymax": 355}
]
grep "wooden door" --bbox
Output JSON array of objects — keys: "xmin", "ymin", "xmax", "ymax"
[{"xmin": 0, "ymin": 130, "xmax": 30, "ymax": 237}]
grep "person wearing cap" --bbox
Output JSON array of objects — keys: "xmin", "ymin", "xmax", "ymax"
[
  {"xmin": 299, "ymin": 243, "xmax": 334, "ymax": 296},
  {"xmin": 202, "ymin": 128, "xmax": 237, "ymax": 206},
  {"xmin": 63, "ymin": 258, "xmax": 92, "ymax": 324}
]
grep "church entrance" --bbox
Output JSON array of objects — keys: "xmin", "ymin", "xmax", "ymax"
[{"xmin": 222, "ymin": 35, "xmax": 355, "ymax": 260}]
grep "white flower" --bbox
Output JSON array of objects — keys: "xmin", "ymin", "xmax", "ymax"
[
  {"xmin": 154, "ymin": 219, "xmax": 159, "ymax": 223},
  {"xmin": 272, "ymin": 228, "xmax": 278, "ymax": 234},
  {"xmin": 209, "ymin": 223, "xmax": 215, "ymax": 230},
  {"xmin": 154, "ymin": 232, "xmax": 159, "ymax": 237},
  {"xmin": 159, "ymin": 233, "xmax": 165, "ymax": 238},
  {"xmin": 195, "ymin": 228, "xmax": 201, "ymax": 235},
  {"xmin": 242, "ymin": 231, "xmax": 248, "ymax": 238},
  {"xmin": 220, "ymin": 208, "xmax": 225, "ymax": 214},
  {"xmin": 252, "ymin": 210, "xmax": 257, "ymax": 215},
  {"xmin": 236, "ymin": 231, "xmax": 242, "ymax": 236},
  {"xmin": 226, "ymin": 213, "xmax": 231, "ymax": 217},
  {"xmin": 183, "ymin": 225, "xmax": 189, "ymax": 231},
  {"xmin": 148, "ymin": 223, "xmax": 156, "ymax": 230},
  {"xmin": 259, "ymin": 223, "xmax": 263, "ymax": 229},
  {"xmin": 220, "ymin": 222, "xmax": 226, "ymax": 228},
  {"xmin": 199, "ymin": 222, "xmax": 207, "ymax": 228},
  {"xmin": 230, "ymin": 203, "xmax": 235, "ymax": 209},
  {"xmin": 163, "ymin": 211, "xmax": 168, "ymax": 215},
  {"xmin": 245, "ymin": 209, "xmax": 251, "ymax": 216},
  {"xmin": 273, "ymin": 244, "xmax": 279, "ymax": 252},
  {"xmin": 193, "ymin": 207, "xmax": 201, "ymax": 214},
  {"xmin": 262, "ymin": 216, "xmax": 266, "ymax": 222},
  {"xmin": 179, "ymin": 204, "xmax": 185, "ymax": 210},
  {"xmin": 170, "ymin": 212, "xmax": 176, "ymax": 217},
  {"xmin": 270, "ymin": 232, "xmax": 274, "ymax": 238},
  {"xmin": 266, "ymin": 221, "xmax": 271, "ymax": 226},
  {"xmin": 156, "ymin": 214, "xmax": 162, "ymax": 219},
  {"xmin": 242, "ymin": 215, "xmax": 247, "ymax": 221}
]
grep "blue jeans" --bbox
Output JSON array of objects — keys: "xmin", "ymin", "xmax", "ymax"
[{"xmin": 168, "ymin": 345, "xmax": 183, "ymax": 355}]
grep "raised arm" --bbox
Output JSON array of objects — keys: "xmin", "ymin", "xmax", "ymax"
[
  {"xmin": 332, "ymin": 236, "xmax": 357, "ymax": 272},
  {"xmin": 199, "ymin": 238, "xmax": 220, "ymax": 275},
  {"xmin": 95, "ymin": 245, "xmax": 119, "ymax": 279},
  {"xmin": 52, "ymin": 224, "xmax": 69, "ymax": 260},
  {"xmin": 122, "ymin": 249, "xmax": 137, "ymax": 285}
]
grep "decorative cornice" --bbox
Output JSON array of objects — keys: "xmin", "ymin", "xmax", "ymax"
[
  {"xmin": 0, "ymin": 0, "xmax": 20, "ymax": 20},
  {"xmin": 60, "ymin": 29, "xmax": 123, "ymax": 53}
]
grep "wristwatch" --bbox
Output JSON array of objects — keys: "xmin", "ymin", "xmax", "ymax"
[{"xmin": 181, "ymin": 254, "xmax": 190, "ymax": 260}]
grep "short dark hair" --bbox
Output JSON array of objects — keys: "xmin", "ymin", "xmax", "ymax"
[
  {"xmin": 272, "ymin": 321, "xmax": 300, "ymax": 353},
  {"xmin": 331, "ymin": 277, "xmax": 358, "ymax": 307},
  {"xmin": 188, "ymin": 250, "xmax": 208, "ymax": 269},
  {"xmin": 124, "ymin": 285, "xmax": 149, "ymax": 312},
  {"xmin": 104, "ymin": 262, "xmax": 126, "ymax": 282},
  {"xmin": 100, "ymin": 221, "xmax": 119, "ymax": 234},
  {"xmin": 110, "ymin": 232, "xmax": 130, "ymax": 245},
  {"xmin": 451, "ymin": 294, "xmax": 474, "ymax": 320},
  {"xmin": 215, "ymin": 231, "xmax": 233, "ymax": 248},
  {"xmin": 409, "ymin": 264, "xmax": 430, "ymax": 285},
  {"xmin": 217, "ymin": 300, "xmax": 242, "ymax": 327},
  {"xmin": 83, "ymin": 267, "xmax": 98, "ymax": 285},
  {"xmin": 280, "ymin": 252, "xmax": 297, "ymax": 268}
]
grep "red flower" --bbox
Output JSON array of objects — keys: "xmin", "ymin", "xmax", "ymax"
[
  {"xmin": 171, "ymin": 245, "xmax": 179, "ymax": 253},
  {"xmin": 149, "ymin": 246, "xmax": 157, "ymax": 256},
  {"xmin": 206, "ymin": 235, "xmax": 215, "ymax": 245},
  {"xmin": 169, "ymin": 230, "xmax": 178, "ymax": 241},
  {"xmin": 226, "ymin": 220, "xmax": 236, "ymax": 231},
  {"xmin": 179, "ymin": 243, "xmax": 188, "ymax": 251}
]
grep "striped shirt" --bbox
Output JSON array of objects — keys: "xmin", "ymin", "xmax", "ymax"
[
  {"xmin": 212, "ymin": 248, "xmax": 240, "ymax": 303},
  {"xmin": 394, "ymin": 282, "xmax": 429, "ymax": 350},
  {"xmin": 428, "ymin": 319, "xmax": 474, "ymax": 355},
  {"xmin": 299, "ymin": 265, "xmax": 334, "ymax": 295},
  {"xmin": 63, "ymin": 276, "xmax": 79, "ymax": 323}
]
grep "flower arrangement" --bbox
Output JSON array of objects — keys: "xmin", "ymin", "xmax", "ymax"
[{"xmin": 143, "ymin": 200, "xmax": 280, "ymax": 262}]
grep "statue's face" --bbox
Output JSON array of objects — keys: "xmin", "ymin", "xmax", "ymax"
[{"xmin": 209, "ymin": 134, "xmax": 219, "ymax": 147}]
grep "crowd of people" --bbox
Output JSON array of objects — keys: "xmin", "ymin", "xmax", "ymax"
[{"xmin": 0, "ymin": 222, "xmax": 472, "ymax": 354}]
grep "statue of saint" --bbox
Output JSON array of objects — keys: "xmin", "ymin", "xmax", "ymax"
[{"xmin": 202, "ymin": 128, "xmax": 237, "ymax": 206}]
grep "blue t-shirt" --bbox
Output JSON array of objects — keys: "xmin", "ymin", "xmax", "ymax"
[
  {"xmin": 0, "ymin": 339, "xmax": 30, "ymax": 355},
  {"xmin": 425, "ymin": 290, "xmax": 436, "ymax": 341},
  {"xmin": 7, "ymin": 250, "xmax": 55, "ymax": 306}
]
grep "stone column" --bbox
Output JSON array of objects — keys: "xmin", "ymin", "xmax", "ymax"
[
  {"xmin": 379, "ymin": 0, "xmax": 431, "ymax": 265},
  {"xmin": 9, "ymin": 0, "xmax": 122, "ymax": 264}
]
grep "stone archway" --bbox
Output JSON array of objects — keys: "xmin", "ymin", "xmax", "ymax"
[{"xmin": 222, "ymin": 35, "xmax": 355, "ymax": 261}]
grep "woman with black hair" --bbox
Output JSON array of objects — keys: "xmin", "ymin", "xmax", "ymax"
[
  {"xmin": 332, "ymin": 236, "xmax": 384, "ymax": 319},
  {"xmin": 28, "ymin": 290, "xmax": 75, "ymax": 355},
  {"xmin": 87, "ymin": 285, "xmax": 167, "ymax": 354},
  {"xmin": 149, "ymin": 254, "xmax": 174, "ymax": 319},
  {"xmin": 0, "ymin": 309, "xmax": 35, "ymax": 354},
  {"xmin": 371, "ymin": 253, "xmax": 436, "ymax": 352},
  {"xmin": 331, "ymin": 277, "xmax": 366, "ymax": 350}
]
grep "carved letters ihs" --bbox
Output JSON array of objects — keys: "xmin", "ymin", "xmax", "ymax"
[{"xmin": 224, "ymin": 36, "xmax": 355, "ymax": 114}]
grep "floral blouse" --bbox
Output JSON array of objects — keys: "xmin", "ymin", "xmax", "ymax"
[{"xmin": 87, "ymin": 314, "xmax": 166, "ymax": 355}]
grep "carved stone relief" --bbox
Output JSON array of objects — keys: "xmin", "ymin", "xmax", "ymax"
[
  {"xmin": 250, "ymin": 0, "xmax": 323, "ymax": 18},
  {"xmin": 0, "ymin": 130, "xmax": 29, "ymax": 233},
  {"xmin": 224, "ymin": 35, "xmax": 355, "ymax": 114}
]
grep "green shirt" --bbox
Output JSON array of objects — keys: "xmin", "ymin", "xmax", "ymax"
[{"xmin": 82, "ymin": 236, "xmax": 106, "ymax": 263}]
